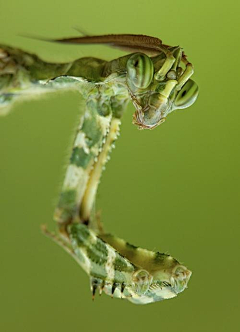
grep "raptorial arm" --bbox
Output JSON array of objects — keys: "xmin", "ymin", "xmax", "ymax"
[
  {"xmin": 54, "ymin": 81, "xmax": 129, "ymax": 233},
  {"xmin": 0, "ymin": 36, "xmax": 197, "ymax": 304}
]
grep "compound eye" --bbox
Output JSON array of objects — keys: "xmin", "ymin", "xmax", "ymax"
[
  {"xmin": 174, "ymin": 79, "xmax": 199, "ymax": 109},
  {"xmin": 127, "ymin": 53, "xmax": 154, "ymax": 89}
]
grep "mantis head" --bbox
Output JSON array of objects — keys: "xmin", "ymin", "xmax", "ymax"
[{"xmin": 126, "ymin": 52, "xmax": 199, "ymax": 129}]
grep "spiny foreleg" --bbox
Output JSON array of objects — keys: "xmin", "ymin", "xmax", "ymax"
[{"xmin": 54, "ymin": 94, "xmax": 113, "ymax": 231}]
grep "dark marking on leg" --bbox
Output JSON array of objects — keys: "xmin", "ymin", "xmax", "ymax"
[
  {"xmin": 99, "ymin": 280, "xmax": 105, "ymax": 296},
  {"xmin": 162, "ymin": 281, "xmax": 171, "ymax": 287},
  {"xmin": 82, "ymin": 219, "xmax": 89, "ymax": 226},
  {"xmin": 70, "ymin": 147, "xmax": 92, "ymax": 169},
  {"xmin": 126, "ymin": 242, "xmax": 138, "ymax": 250},
  {"xmin": 154, "ymin": 251, "xmax": 167, "ymax": 263},
  {"xmin": 91, "ymin": 279, "xmax": 99, "ymax": 300},
  {"xmin": 70, "ymin": 223, "xmax": 90, "ymax": 246},
  {"xmin": 121, "ymin": 282, "xmax": 126, "ymax": 294},
  {"xmin": 111, "ymin": 282, "xmax": 117, "ymax": 296}
]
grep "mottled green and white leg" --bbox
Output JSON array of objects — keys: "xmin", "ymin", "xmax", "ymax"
[
  {"xmin": 54, "ymin": 92, "xmax": 113, "ymax": 229},
  {"xmin": 54, "ymin": 81, "xmax": 129, "ymax": 232},
  {"xmin": 80, "ymin": 118, "xmax": 121, "ymax": 223},
  {"xmin": 54, "ymin": 222, "xmax": 192, "ymax": 304}
]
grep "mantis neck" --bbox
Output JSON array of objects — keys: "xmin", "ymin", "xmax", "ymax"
[{"xmin": 0, "ymin": 44, "xmax": 130, "ymax": 114}]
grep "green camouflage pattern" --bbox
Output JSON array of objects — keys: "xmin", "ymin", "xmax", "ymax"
[{"xmin": 0, "ymin": 34, "xmax": 198, "ymax": 304}]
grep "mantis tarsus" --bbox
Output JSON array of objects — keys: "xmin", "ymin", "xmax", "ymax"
[{"xmin": 0, "ymin": 33, "xmax": 198, "ymax": 304}]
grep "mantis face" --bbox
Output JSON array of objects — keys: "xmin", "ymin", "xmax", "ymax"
[{"xmin": 126, "ymin": 53, "xmax": 199, "ymax": 129}]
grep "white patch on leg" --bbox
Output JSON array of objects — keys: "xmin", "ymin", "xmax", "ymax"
[
  {"xmin": 105, "ymin": 247, "xmax": 116, "ymax": 282},
  {"xmin": 74, "ymin": 132, "xmax": 90, "ymax": 154},
  {"xmin": 97, "ymin": 114, "xmax": 112, "ymax": 137},
  {"xmin": 63, "ymin": 165, "xmax": 87, "ymax": 189},
  {"xmin": 80, "ymin": 248, "xmax": 92, "ymax": 274}
]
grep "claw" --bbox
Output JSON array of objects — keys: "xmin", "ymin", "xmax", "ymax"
[
  {"xmin": 91, "ymin": 278, "xmax": 100, "ymax": 301},
  {"xmin": 111, "ymin": 282, "xmax": 117, "ymax": 297},
  {"xmin": 99, "ymin": 281, "xmax": 105, "ymax": 296},
  {"xmin": 121, "ymin": 282, "xmax": 126, "ymax": 294},
  {"xmin": 92, "ymin": 283, "xmax": 98, "ymax": 301}
]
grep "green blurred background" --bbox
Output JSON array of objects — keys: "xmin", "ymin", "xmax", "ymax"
[{"xmin": 0, "ymin": 1, "xmax": 239, "ymax": 331}]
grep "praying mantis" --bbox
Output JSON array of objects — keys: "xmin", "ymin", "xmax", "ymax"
[{"xmin": 0, "ymin": 33, "xmax": 198, "ymax": 304}]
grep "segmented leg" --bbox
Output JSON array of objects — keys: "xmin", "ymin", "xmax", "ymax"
[
  {"xmin": 154, "ymin": 45, "xmax": 176, "ymax": 81},
  {"xmin": 176, "ymin": 62, "xmax": 194, "ymax": 90},
  {"xmin": 54, "ymin": 91, "xmax": 113, "ymax": 229},
  {"xmin": 80, "ymin": 118, "xmax": 121, "ymax": 223}
]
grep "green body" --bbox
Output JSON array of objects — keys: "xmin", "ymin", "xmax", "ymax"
[{"xmin": 0, "ymin": 35, "xmax": 198, "ymax": 304}]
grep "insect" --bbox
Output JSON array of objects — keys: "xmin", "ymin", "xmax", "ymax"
[{"xmin": 0, "ymin": 33, "xmax": 198, "ymax": 304}]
